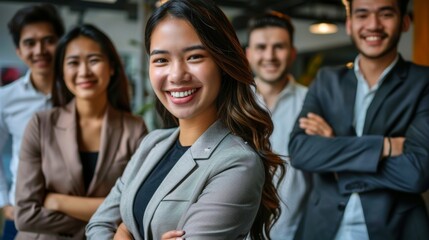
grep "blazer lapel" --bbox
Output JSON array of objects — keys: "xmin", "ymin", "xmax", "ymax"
[
  {"xmin": 142, "ymin": 151, "xmax": 196, "ymax": 235},
  {"xmin": 363, "ymin": 57, "xmax": 407, "ymax": 134},
  {"xmin": 54, "ymin": 100, "xmax": 86, "ymax": 195},
  {"xmin": 87, "ymin": 106, "xmax": 122, "ymax": 195},
  {"xmin": 142, "ymin": 121, "xmax": 230, "ymax": 234},
  {"xmin": 124, "ymin": 129, "xmax": 179, "ymax": 237},
  {"xmin": 342, "ymin": 67, "xmax": 358, "ymax": 135}
]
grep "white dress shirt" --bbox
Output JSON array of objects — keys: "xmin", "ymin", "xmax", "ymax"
[{"xmin": 0, "ymin": 70, "xmax": 51, "ymax": 207}]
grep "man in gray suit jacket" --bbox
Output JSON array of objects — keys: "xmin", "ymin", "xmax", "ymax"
[{"xmin": 289, "ymin": 0, "xmax": 429, "ymax": 239}]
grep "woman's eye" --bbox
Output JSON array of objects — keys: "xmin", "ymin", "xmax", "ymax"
[
  {"xmin": 66, "ymin": 61, "xmax": 78, "ymax": 66},
  {"xmin": 153, "ymin": 58, "xmax": 167, "ymax": 64},
  {"xmin": 188, "ymin": 54, "xmax": 203, "ymax": 61},
  {"xmin": 89, "ymin": 58, "xmax": 100, "ymax": 65}
]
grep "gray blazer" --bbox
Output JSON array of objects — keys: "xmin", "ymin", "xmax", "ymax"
[
  {"xmin": 15, "ymin": 100, "xmax": 147, "ymax": 240},
  {"xmin": 86, "ymin": 121, "xmax": 265, "ymax": 240}
]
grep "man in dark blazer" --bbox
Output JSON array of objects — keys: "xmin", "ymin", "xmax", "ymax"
[{"xmin": 289, "ymin": 0, "xmax": 429, "ymax": 239}]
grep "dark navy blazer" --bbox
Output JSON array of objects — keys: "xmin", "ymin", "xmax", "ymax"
[{"xmin": 289, "ymin": 56, "xmax": 429, "ymax": 240}]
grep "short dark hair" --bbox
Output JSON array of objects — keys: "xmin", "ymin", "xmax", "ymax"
[
  {"xmin": 8, "ymin": 3, "xmax": 65, "ymax": 48},
  {"xmin": 342, "ymin": 0, "xmax": 410, "ymax": 17},
  {"xmin": 247, "ymin": 11, "xmax": 295, "ymax": 46},
  {"xmin": 52, "ymin": 24, "xmax": 131, "ymax": 113}
]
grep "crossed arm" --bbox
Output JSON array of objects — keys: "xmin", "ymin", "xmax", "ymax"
[
  {"xmin": 290, "ymin": 108, "xmax": 429, "ymax": 194},
  {"xmin": 299, "ymin": 112, "xmax": 405, "ymax": 158},
  {"xmin": 43, "ymin": 193, "xmax": 105, "ymax": 222},
  {"xmin": 112, "ymin": 224, "xmax": 185, "ymax": 240},
  {"xmin": 15, "ymin": 115, "xmax": 105, "ymax": 233},
  {"xmin": 15, "ymin": 116, "xmax": 85, "ymax": 233}
]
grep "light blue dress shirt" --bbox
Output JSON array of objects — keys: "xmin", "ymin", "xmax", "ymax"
[
  {"xmin": 254, "ymin": 75, "xmax": 310, "ymax": 240},
  {"xmin": 334, "ymin": 55, "xmax": 399, "ymax": 240},
  {"xmin": 0, "ymin": 71, "xmax": 51, "ymax": 207}
]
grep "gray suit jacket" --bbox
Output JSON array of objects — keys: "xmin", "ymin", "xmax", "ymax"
[
  {"xmin": 15, "ymin": 100, "xmax": 147, "ymax": 240},
  {"xmin": 86, "ymin": 121, "xmax": 265, "ymax": 240}
]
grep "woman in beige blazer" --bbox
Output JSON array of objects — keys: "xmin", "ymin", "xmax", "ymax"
[
  {"xmin": 14, "ymin": 24, "xmax": 147, "ymax": 240},
  {"xmin": 87, "ymin": 1, "xmax": 285, "ymax": 239}
]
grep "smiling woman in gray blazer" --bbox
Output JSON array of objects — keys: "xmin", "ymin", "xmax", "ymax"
[
  {"xmin": 86, "ymin": 0, "xmax": 284, "ymax": 239},
  {"xmin": 14, "ymin": 24, "xmax": 147, "ymax": 240}
]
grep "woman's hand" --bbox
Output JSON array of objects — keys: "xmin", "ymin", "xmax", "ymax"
[
  {"xmin": 113, "ymin": 222, "xmax": 133, "ymax": 240},
  {"xmin": 44, "ymin": 193, "xmax": 61, "ymax": 211},
  {"xmin": 161, "ymin": 230, "xmax": 185, "ymax": 240}
]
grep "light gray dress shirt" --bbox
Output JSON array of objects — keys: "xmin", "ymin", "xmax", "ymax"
[
  {"xmin": 0, "ymin": 71, "xmax": 51, "ymax": 207},
  {"xmin": 334, "ymin": 55, "xmax": 399, "ymax": 240},
  {"xmin": 254, "ymin": 75, "xmax": 310, "ymax": 240}
]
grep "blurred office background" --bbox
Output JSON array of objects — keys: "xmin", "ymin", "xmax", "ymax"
[
  {"xmin": 0, "ymin": 0, "xmax": 419, "ymax": 128},
  {"xmin": 1, "ymin": 0, "xmax": 428, "ymax": 232}
]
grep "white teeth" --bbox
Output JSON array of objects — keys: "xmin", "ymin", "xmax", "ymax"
[
  {"xmin": 170, "ymin": 88, "xmax": 196, "ymax": 98},
  {"xmin": 366, "ymin": 36, "xmax": 381, "ymax": 41}
]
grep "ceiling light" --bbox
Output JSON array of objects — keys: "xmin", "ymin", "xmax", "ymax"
[
  {"xmin": 156, "ymin": 0, "xmax": 169, "ymax": 7},
  {"xmin": 309, "ymin": 21, "xmax": 338, "ymax": 34}
]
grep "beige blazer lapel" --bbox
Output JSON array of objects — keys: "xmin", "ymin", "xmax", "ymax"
[
  {"xmin": 87, "ymin": 106, "xmax": 122, "ymax": 195},
  {"xmin": 54, "ymin": 100, "xmax": 85, "ymax": 196}
]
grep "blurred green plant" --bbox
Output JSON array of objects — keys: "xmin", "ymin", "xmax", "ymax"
[
  {"xmin": 135, "ymin": 102, "xmax": 154, "ymax": 117},
  {"xmin": 298, "ymin": 53, "xmax": 324, "ymax": 86}
]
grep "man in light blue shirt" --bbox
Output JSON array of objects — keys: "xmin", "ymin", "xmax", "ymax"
[
  {"xmin": 0, "ymin": 4, "xmax": 64, "ymax": 239},
  {"xmin": 246, "ymin": 11, "xmax": 310, "ymax": 240}
]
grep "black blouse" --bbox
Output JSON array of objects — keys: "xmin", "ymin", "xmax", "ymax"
[{"xmin": 79, "ymin": 151, "xmax": 98, "ymax": 192}]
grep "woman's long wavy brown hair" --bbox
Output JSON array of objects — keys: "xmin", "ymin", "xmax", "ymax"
[{"xmin": 145, "ymin": 0, "xmax": 285, "ymax": 238}]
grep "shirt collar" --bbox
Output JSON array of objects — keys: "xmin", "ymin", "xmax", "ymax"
[
  {"xmin": 354, "ymin": 54, "xmax": 399, "ymax": 90},
  {"xmin": 22, "ymin": 70, "xmax": 32, "ymax": 88},
  {"xmin": 277, "ymin": 74, "xmax": 296, "ymax": 99},
  {"xmin": 253, "ymin": 74, "xmax": 296, "ymax": 99},
  {"xmin": 22, "ymin": 70, "xmax": 52, "ymax": 98}
]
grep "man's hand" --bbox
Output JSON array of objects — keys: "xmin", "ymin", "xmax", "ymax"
[
  {"xmin": 300, "ymin": 113, "xmax": 336, "ymax": 179},
  {"xmin": 299, "ymin": 113, "xmax": 334, "ymax": 137},
  {"xmin": 113, "ymin": 222, "xmax": 133, "ymax": 240},
  {"xmin": 383, "ymin": 137, "xmax": 405, "ymax": 158},
  {"xmin": 162, "ymin": 230, "xmax": 185, "ymax": 240},
  {"xmin": 2, "ymin": 205, "xmax": 14, "ymax": 220}
]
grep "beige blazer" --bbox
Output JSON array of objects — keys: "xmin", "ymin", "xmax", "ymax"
[
  {"xmin": 15, "ymin": 100, "xmax": 147, "ymax": 240},
  {"xmin": 86, "ymin": 121, "xmax": 265, "ymax": 240}
]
